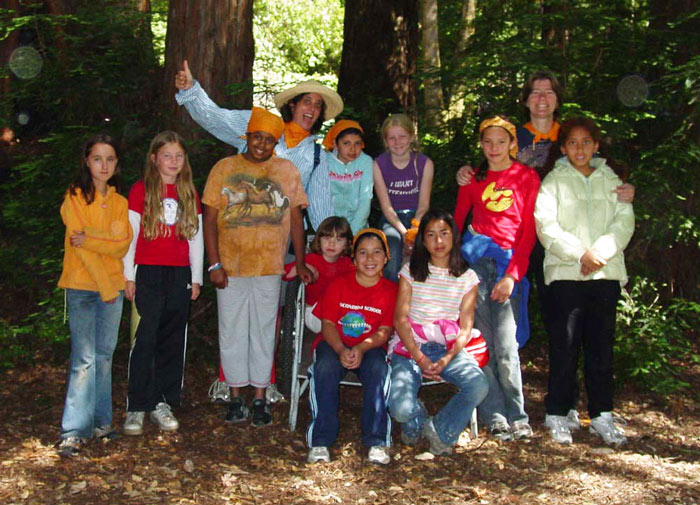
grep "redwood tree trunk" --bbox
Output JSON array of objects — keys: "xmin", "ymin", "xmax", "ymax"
[
  {"xmin": 0, "ymin": 0, "xmax": 21, "ymax": 95},
  {"xmin": 420, "ymin": 0, "xmax": 443, "ymax": 128},
  {"xmin": 338, "ymin": 0, "xmax": 419, "ymax": 154},
  {"xmin": 163, "ymin": 0, "xmax": 254, "ymax": 129}
]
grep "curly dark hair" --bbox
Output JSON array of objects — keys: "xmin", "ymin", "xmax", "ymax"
[{"xmin": 279, "ymin": 93, "xmax": 327, "ymax": 134}]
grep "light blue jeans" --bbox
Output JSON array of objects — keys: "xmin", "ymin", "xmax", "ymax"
[
  {"xmin": 380, "ymin": 210, "xmax": 415, "ymax": 283},
  {"xmin": 388, "ymin": 342, "xmax": 488, "ymax": 446},
  {"xmin": 61, "ymin": 289, "xmax": 123, "ymax": 439},
  {"xmin": 472, "ymin": 257, "xmax": 528, "ymax": 426}
]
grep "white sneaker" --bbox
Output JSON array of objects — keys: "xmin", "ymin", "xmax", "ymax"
[
  {"xmin": 307, "ymin": 446, "xmax": 331, "ymax": 463},
  {"xmin": 266, "ymin": 384, "xmax": 285, "ymax": 404},
  {"xmin": 368, "ymin": 446, "xmax": 390, "ymax": 465},
  {"xmin": 545, "ymin": 414, "xmax": 573, "ymax": 445},
  {"xmin": 208, "ymin": 380, "xmax": 230, "ymax": 403},
  {"xmin": 590, "ymin": 412, "xmax": 627, "ymax": 446},
  {"xmin": 566, "ymin": 409, "xmax": 581, "ymax": 431},
  {"xmin": 150, "ymin": 402, "xmax": 179, "ymax": 432},
  {"xmin": 124, "ymin": 411, "xmax": 145, "ymax": 436}
]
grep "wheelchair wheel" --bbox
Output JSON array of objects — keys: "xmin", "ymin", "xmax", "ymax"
[{"xmin": 277, "ymin": 278, "xmax": 301, "ymax": 398}]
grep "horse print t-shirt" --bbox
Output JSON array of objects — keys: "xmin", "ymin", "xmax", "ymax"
[{"xmin": 202, "ymin": 154, "xmax": 308, "ymax": 277}]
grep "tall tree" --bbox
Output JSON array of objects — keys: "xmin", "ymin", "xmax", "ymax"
[
  {"xmin": 421, "ymin": 0, "xmax": 444, "ymax": 128},
  {"xmin": 338, "ymin": 0, "xmax": 419, "ymax": 154},
  {"xmin": 163, "ymin": 0, "xmax": 254, "ymax": 128},
  {"xmin": 0, "ymin": 0, "xmax": 21, "ymax": 95}
]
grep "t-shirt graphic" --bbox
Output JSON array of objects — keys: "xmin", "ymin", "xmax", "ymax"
[
  {"xmin": 161, "ymin": 197, "xmax": 179, "ymax": 225},
  {"xmin": 221, "ymin": 174, "xmax": 290, "ymax": 226},
  {"xmin": 481, "ymin": 182, "xmax": 514, "ymax": 213},
  {"xmin": 340, "ymin": 311, "xmax": 371, "ymax": 339}
]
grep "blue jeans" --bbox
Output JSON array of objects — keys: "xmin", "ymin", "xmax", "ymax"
[
  {"xmin": 61, "ymin": 289, "xmax": 123, "ymax": 439},
  {"xmin": 472, "ymin": 257, "xmax": 528, "ymax": 426},
  {"xmin": 307, "ymin": 341, "xmax": 391, "ymax": 448},
  {"xmin": 389, "ymin": 343, "xmax": 488, "ymax": 445},
  {"xmin": 380, "ymin": 210, "xmax": 415, "ymax": 283}
]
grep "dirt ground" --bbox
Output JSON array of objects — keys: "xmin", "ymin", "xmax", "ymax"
[{"xmin": 1, "ymin": 335, "xmax": 699, "ymax": 505}]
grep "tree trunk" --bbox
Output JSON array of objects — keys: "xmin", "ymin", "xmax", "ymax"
[
  {"xmin": 0, "ymin": 0, "xmax": 21, "ymax": 95},
  {"xmin": 163, "ymin": 0, "xmax": 254, "ymax": 130},
  {"xmin": 454, "ymin": 0, "xmax": 476, "ymax": 56},
  {"xmin": 420, "ymin": 0, "xmax": 443, "ymax": 128},
  {"xmin": 338, "ymin": 0, "xmax": 419, "ymax": 154}
]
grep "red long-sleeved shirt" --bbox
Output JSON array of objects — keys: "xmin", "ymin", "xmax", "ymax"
[{"xmin": 453, "ymin": 161, "xmax": 540, "ymax": 281}]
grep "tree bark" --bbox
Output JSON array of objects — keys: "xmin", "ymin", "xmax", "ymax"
[
  {"xmin": 163, "ymin": 0, "xmax": 254, "ymax": 129},
  {"xmin": 338, "ymin": 0, "xmax": 419, "ymax": 154},
  {"xmin": 420, "ymin": 0, "xmax": 443, "ymax": 128},
  {"xmin": 454, "ymin": 0, "xmax": 476, "ymax": 56},
  {"xmin": 0, "ymin": 0, "xmax": 21, "ymax": 95}
]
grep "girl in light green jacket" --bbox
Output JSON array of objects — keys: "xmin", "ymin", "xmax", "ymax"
[{"xmin": 534, "ymin": 117, "xmax": 634, "ymax": 448}]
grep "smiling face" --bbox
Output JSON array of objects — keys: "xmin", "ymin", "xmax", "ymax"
[
  {"xmin": 385, "ymin": 125, "xmax": 413, "ymax": 158},
  {"xmin": 335, "ymin": 132, "xmax": 363, "ymax": 163},
  {"xmin": 290, "ymin": 92, "xmax": 324, "ymax": 132},
  {"xmin": 480, "ymin": 126, "xmax": 516, "ymax": 171},
  {"xmin": 353, "ymin": 235, "xmax": 387, "ymax": 282},
  {"xmin": 244, "ymin": 131, "xmax": 277, "ymax": 163},
  {"xmin": 423, "ymin": 219, "xmax": 453, "ymax": 267},
  {"xmin": 86, "ymin": 143, "xmax": 118, "ymax": 194},
  {"xmin": 560, "ymin": 126, "xmax": 599, "ymax": 175},
  {"xmin": 152, "ymin": 142, "xmax": 185, "ymax": 184},
  {"xmin": 527, "ymin": 78, "xmax": 558, "ymax": 121}
]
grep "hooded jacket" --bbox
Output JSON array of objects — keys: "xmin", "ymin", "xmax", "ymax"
[
  {"xmin": 57, "ymin": 186, "xmax": 132, "ymax": 301},
  {"xmin": 535, "ymin": 157, "xmax": 634, "ymax": 285}
]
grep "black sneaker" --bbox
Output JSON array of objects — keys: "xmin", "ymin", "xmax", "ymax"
[
  {"xmin": 250, "ymin": 399, "xmax": 272, "ymax": 427},
  {"xmin": 225, "ymin": 397, "xmax": 249, "ymax": 423}
]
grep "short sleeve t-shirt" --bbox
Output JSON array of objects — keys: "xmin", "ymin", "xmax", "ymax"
[
  {"xmin": 128, "ymin": 180, "xmax": 201, "ymax": 267},
  {"xmin": 202, "ymin": 154, "xmax": 308, "ymax": 277},
  {"xmin": 313, "ymin": 273, "xmax": 398, "ymax": 349}
]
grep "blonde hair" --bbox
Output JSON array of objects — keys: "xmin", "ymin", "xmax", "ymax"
[
  {"xmin": 141, "ymin": 131, "xmax": 199, "ymax": 240},
  {"xmin": 380, "ymin": 113, "xmax": 418, "ymax": 151}
]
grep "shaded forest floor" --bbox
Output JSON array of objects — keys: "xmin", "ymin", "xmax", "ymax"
[{"xmin": 1, "ymin": 322, "xmax": 699, "ymax": 505}]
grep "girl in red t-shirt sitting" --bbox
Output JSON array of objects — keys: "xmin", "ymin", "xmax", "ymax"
[{"xmin": 306, "ymin": 229, "xmax": 398, "ymax": 466}]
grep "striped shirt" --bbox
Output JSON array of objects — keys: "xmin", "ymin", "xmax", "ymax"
[
  {"xmin": 400, "ymin": 262, "xmax": 480, "ymax": 324},
  {"xmin": 175, "ymin": 81, "xmax": 333, "ymax": 229}
]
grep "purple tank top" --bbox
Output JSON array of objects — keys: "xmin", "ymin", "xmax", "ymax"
[{"xmin": 375, "ymin": 151, "xmax": 428, "ymax": 210}]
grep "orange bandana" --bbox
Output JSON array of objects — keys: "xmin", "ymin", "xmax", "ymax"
[
  {"xmin": 246, "ymin": 107, "xmax": 285, "ymax": 141},
  {"xmin": 523, "ymin": 121, "xmax": 560, "ymax": 146},
  {"xmin": 282, "ymin": 121, "xmax": 311, "ymax": 148},
  {"xmin": 479, "ymin": 116, "xmax": 519, "ymax": 158},
  {"xmin": 322, "ymin": 120, "xmax": 364, "ymax": 151}
]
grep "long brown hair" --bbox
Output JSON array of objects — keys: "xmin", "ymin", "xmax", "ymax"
[
  {"xmin": 141, "ymin": 131, "xmax": 198, "ymax": 240},
  {"xmin": 68, "ymin": 133, "xmax": 120, "ymax": 204}
]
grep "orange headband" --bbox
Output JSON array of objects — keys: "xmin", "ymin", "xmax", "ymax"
[
  {"xmin": 322, "ymin": 119, "xmax": 364, "ymax": 151},
  {"xmin": 246, "ymin": 107, "xmax": 285, "ymax": 141},
  {"xmin": 479, "ymin": 116, "xmax": 519, "ymax": 158},
  {"xmin": 352, "ymin": 228, "xmax": 390, "ymax": 259}
]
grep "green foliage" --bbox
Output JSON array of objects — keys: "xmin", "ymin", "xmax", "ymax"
[
  {"xmin": 253, "ymin": 0, "xmax": 343, "ymax": 85},
  {"xmin": 616, "ymin": 277, "xmax": 700, "ymax": 393}
]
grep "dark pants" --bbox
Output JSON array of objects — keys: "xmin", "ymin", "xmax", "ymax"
[
  {"xmin": 306, "ymin": 341, "xmax": 391, "ymax": 448},
  {"xmin": 128, "ymin": 265, "xmax": 191, "ymax": 412},
  {"xmin": 544, "ymin": 280, "xmax": 620, "ymax": 419}
]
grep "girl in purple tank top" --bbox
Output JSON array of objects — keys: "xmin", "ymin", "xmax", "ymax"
[{"xmin": 373, "ymin": 113, "xmax": 434, "ymax": 282}]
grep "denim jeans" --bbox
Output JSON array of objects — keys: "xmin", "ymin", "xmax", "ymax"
[
  {"xmin": 388, "ymin": 342, "xmax": 488, "ymax": 446},
  {"xmin": 307, "ymin": 341, "xmax": 392, "ymax": 448},
  {"xmin": 61, "ymin": 289, "xmax": 123, "ymax": 439},
  {"xmin": 380, "ymin": 211, "xmax": 415, "ymax": 283},
  {"xmin": 472, "ymin": 257, "xmax": 528, "ymax": 426}
]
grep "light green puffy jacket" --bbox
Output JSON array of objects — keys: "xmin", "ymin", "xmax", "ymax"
[{"xmin": 534, "ymin": 157, "xmax": 635, "ymax": 286}]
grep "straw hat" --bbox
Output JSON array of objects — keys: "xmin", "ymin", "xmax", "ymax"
[{"xmin": 273, "ymin": 80, "xmax": 344, "ymax": 121}]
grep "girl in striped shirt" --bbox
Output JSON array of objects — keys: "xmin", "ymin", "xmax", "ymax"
[{"xmin": 387, "ymin": 209, "xmax": 488, "ymax": 455}]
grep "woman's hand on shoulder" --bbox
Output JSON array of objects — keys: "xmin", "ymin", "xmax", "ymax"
[
  {"xmin": 456, "ymin": 165, "xmax": 475, "ymax": 186},
  {"xmin": 125, "ymin": 280, "xmax": 136, "ymax": 301},
  {"xmin": 613, "ymin": 183, "xmax": 635, "ymax": 203},
  {"xmin": 490, "ymin": 274, "xmax": 515, "ymax": 303},
  {"xmin": 175, "ymin": 60, "xmax": 194, "ymax": 91}
]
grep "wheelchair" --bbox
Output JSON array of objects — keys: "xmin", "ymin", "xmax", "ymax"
[{"xmin": 276, "ymin": 277, "xmax": 480, "ymax": 438}]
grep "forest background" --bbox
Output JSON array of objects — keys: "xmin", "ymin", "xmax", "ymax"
[{"xmin": 0, "ymin": 0, "xmax": 699, "ymax": 397}]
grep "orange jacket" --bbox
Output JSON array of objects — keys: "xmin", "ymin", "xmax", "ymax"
[{"xmin": 57, "ymin": 186, "xmax": 132, "ymax": 301}]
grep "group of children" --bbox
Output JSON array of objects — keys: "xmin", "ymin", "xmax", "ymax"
[{"xmin": 56, "ymin": 73, "xmax": 634, "ymax": 464}]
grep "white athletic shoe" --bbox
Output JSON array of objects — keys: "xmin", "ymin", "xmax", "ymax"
[
  {"xmin": 590, "ymin": 412, "xmax": 627, "ymax": 446},
  {"xmin": 307, "ymin": 446, "xmax": 331, "ymax": 463},
  {"xmin": 208, "ymin": 380, "xmax": 230, "ymax": 403},
  {"xmin": 123, "ymin": 411, "xmax": 145, "ymax": 436},
  {"xmin": 545, "ymin": 414, "xmax": 573, "ymax": 445},
  {"xmin": 368, "ymin": 446, "xmax": 390, "ymax": 465},
  {"xmin": 150, "ymin": 402, "xmax": 179, "ymax": 432}
]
